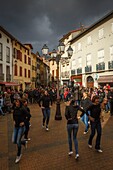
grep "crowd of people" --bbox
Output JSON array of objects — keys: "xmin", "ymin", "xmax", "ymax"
[{"xmin": 0, "ymin": 83, "xmax": 113, "ymax": 163}]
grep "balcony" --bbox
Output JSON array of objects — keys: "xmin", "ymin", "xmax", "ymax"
[
  {"xmin": 96, "ymin": 62, "xmax": 105, "ymax": 71},
  {"xmin": 6, "ymin": 74, "xmax": 11, "ymax": 81},
  {"xmin": 0, "ymin": 73, "xmax": 4, "ymax": 81},
  {"xmin": 108, "ymin": 61, "xmax": 113, "ymax": 69},
  {"xmin": 77, "ymin": 68, "xmax": 82, "ymax": 74},
  {"xmin": 85, "ymin": 65, "xmax": 92, "ymax": 73},
  {"xmin": 71, "ymin": 69, "xmax": 75, "ymax": 75}
]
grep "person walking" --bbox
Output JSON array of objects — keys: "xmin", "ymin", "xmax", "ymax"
[
  {"xmin": 65, "ymin": 98, "xmax": 84, "ymax": 160},
  {"xmin": 0, "ymin": 94, "xmax": 5, "ymax": 116},
  {"xmin": 80, "ymin": 92, "xmax": 92, "ymax": 134},
  {"xmin": 38, "ymin": 90, "xmax": 52, "ymax": 131},
  {"xmin": 12, "ymin": 99, "xmax": 29, "ymax": 163},
  {"xmin": 22, "ymin": 98, "xmax": 31, "ymax": 141},
  {"xmin": 86, "ymin": 95, "xmax": 103, "ymax": 153}
]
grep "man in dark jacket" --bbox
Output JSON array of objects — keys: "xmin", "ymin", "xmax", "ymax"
[{"xmin": 39, "ymin": 90, "xmax": 52, "ymax": 131}]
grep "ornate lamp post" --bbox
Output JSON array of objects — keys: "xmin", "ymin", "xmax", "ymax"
[{"xmin": 42, "ymin": 43, "xmax": 73, "ymax": 120}]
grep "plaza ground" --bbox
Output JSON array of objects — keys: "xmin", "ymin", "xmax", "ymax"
[{"xmin": 0, "ymin": 102, "xmax": 113, "ymax": 170}]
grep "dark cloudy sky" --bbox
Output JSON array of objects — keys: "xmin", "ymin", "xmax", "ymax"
[{"xmin": 0, "ymin": 0, "xmax": 113, "ymax": 53}]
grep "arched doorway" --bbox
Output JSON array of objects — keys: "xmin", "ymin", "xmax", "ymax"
[{"xmin": 87, "ymin": 76, "xmax": 94, "ymax": 88}]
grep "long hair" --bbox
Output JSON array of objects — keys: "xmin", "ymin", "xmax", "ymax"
[{"xmin": 91, "ymin": 95, "xmax": 99, "ymax": 103}]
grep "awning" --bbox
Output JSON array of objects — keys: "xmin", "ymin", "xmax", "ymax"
[
  {"xmin": 0, "ymin": 82, "xmax": 20, "ymax": 86},
  {"xmin": 98, "ymin": 75, "xmax": 113, "ymax": 83}
]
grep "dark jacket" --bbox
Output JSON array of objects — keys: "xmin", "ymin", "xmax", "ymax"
[
  {"xmin": 23, "ymin": 105, "xmax": 31, "ymax": 124},
  {"xmin": 81, "ymin": 97, "xmax": 92, "ymax": 112},
  {"xmin": 13, "ymin": 106, "xmax": 29, "ymax": 127},
  {"xmin": 65, "ymin": 104, "xmax": 84, "ymax": 124},
  {"xmin": 38, "ymin": 94, "xmax": 52, "ymax": 108},
  {"xmin": 86, "ymin": 104, "xmax": 101, "ymax": 122}
]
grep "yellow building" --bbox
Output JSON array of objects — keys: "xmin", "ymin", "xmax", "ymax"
[
  {"xmin": 12, "ymin": 41, "xmax": 32, "ymax": 91},
  {"xmin": 31, "ymin": 52, "xmax": 37, "ymax": 89}
]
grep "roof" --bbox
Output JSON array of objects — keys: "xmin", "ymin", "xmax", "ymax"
[
  {"xmin": 24, "ymin": 44, "xmax": 33, "ymax": 49},
  {"xmin": 0, "ymin": 26, "xmax": 30, "ymax": 51},
  {"xmin": 59, "ymin": 28, "xmax": 82, "ymax": 42},
  {"xmin": 70, "ymin": 10, "xmax": 113, "ymax": 44}
]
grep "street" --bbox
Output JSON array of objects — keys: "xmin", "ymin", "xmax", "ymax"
[{"xmin": 0, "ymin": 102, "xmax": 113, "ymax": 170}]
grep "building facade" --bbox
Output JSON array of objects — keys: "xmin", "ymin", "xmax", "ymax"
[{"xmin": 60, "ymin": 10, "xmax": 113, "ymax": 88}]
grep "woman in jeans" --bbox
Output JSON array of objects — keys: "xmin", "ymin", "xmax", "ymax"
[
  {"xmin": 65, "ymin": 98, "xmax": 84, "ymax": 160},
  {"xmin": 86, "ymin": 95, "xmax": 103, "ymax": 153},
  {"xmin": 12, "ymin": 99, "xmax": 29, "ymax": 163},
  {"xmin": 39, "ymin": 90, "xmax": 52, "ymax": 131}
]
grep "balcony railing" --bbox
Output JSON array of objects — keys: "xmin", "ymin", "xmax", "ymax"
[
  {"xmin": 85, "ymin": 65, "xmax": 92, "ymax": 73},
  {"xmin": 6, "ymin": 74, "xmax": 11, "ymax": 81},
  {"xmin": 108, "ymin": 61, "xmax": 113, "ymax": 69},
  {"xmin": 96, "ymin": 62, "xmax": 105, "ymax": 71},
  {"xmin": 0, "ymin": 73, "xmax": 4, "ymax": 81},
  {"xmin": 77, "ymin": 68, "xmax": 82, "ymax": 74},
  {"xmin": 71, "ymin": 69, "xmax": 75, "ymax": 75}
]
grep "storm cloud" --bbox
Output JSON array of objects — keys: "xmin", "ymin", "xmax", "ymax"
[{"xmin": 0, "ymin": 0, "xmax": 113, "ymax": 53}]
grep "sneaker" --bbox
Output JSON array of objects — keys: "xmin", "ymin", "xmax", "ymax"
[
  {"xmin": 24, "ymin": 138, "xmax": 31, "ymax": 141},
  {"xmin": 68, "ymin": 151, "xmax": 73, "ymax": 156},
  {"xmin": 83, "ymin": 131, "xmax": 88, "ymax": 134},
  {"xmin": 75, "ymin": 154, "xmax": 79, "ymax": 160},
  {"xmin": 88, "ymin": 144, "xmax": 92, "ymax": 149},
  {"xmin": 15, "ymin": 154, "xmax": 22, "ymax": 163},
  {"xmin": 46, "ymin": 127, "xmax": 49, "ymax": 131},
  {"xmin": 97, "ymin": 149, "xmax": 103, "ymax": 153}
]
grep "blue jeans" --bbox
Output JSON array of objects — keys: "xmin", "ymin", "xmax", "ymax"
[
  {"xmin": 67, "ymin": 124, "xmax": 79, "ymax": 154},
  {"xmin": 12, "ymin": 126, "xmax": 25, "ymax": 156},
  {"xmin": 88, "ymin": 121, "xmax": 102, "ymax": 149},
  {"xmin": 81, "ymin": 113, "xmax": 89, "ymax": 132},
  {"xmin": 42, "ymin": 108, "xmax": 50, "ymax": 127}
]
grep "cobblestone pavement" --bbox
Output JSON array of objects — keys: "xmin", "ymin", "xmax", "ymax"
[{"xmin": 0, "ymin": 103, "xmax": 113, "ymax": 170}]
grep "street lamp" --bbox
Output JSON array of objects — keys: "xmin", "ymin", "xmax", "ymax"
[{"xmin": 42, "ymin": 42, "xmax": 73, "ymax": 120}]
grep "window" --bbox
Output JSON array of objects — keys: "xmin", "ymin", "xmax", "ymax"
[
  {"xmin": 24, "ymin": 55, "xmax": 27, "ymax": 63},
  {"xmin": 20, "ymin": 66, "xmax": 22, "ymax": 76},
  {"xmin": 6, "ymin": 47, "xmax": 10, "ymax": 63},
  {"xmin": 98, "ymin": 49, "xmax": 104, "ymax": 63},
  {"xmin": 13, "ymin": 48, "xmax": 17, "ymax": 58},
  {"xmin": 7, "ymin": 39, "xmax": 9, "ymax": 43},
  {"xmin": 14, "ymin": 64, "xmax": 17, "ymax": 76},
  {"xmin": 110, "ymin": 46, "xmax": 113, "ymax": 60},
  {"xmin": 28, "ymin": 57, "xmax": 31, "ymax": 65},
  {"xmin": 0, "ymin": 64, "xmax": 3, "ymax": 74},
  {"xmin": 56, "ymin": 69, "xmax": 58, "ymax": 78},
  {"xmin": 78, "ymin": 56, "xmax": 82, "ymax": 67},
  {"xmin": 28, "ymin": 70, "xmax": 30, "ymax": 78},
  {"xmin": 87, "ymin": 36, "xmax": 92, "ymax": 45},
  {"xmin": 6, "ymin": 66, "xmax": 10, "ymax": 74},
  {"xmin": 17, "ymin": 50, "xmax": 22, "ymax": 61},
  {"xmin": 52, "ymin": 70, "xmax": 54, "ymax": 77},
  {"xmin": 0, "ymin": 43, "xmax": 3, "ymax": 60},
  {"xmin": 86, "ymin": 54, "xmax": 91, "ymax": 65},
  {"xmin": 77, "ymin": 42, "xmax": 82, "ymax": 51},
  {"xmin": 98, "ymin": 28, "xmax": 104, "ymax": 39},
  {"xmin": 24, "ymin": 69, "xmax": 27, "ymax": 77},
  {"xmin": 0, "ymin": 33, "xmax": 2, "ymax": 38}
]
